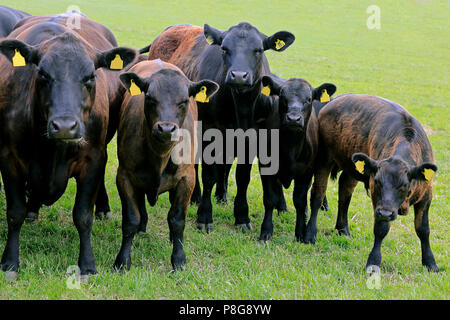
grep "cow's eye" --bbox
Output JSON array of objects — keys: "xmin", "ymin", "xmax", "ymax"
[
  {"xmin": 83, "ymin": 73, "xmax": 96, "ymax": 87},
  {"xmin": 37, "ymin": 69, "xmax": 52, "ymax": 82},
  {"xmin": 221, "ymin": 46, "xmax": 230, "ymax": 55}
]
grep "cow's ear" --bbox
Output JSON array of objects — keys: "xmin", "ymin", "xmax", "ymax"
[
  {"xmin": 189, "ymin": 79, "xmax": 219, "ymax": 103},
  {"xmin": 119, "ymin": 72, "xmax": 148, "ymax": 96},
  {"xmin": 261, "ymin": 75, "xmax": 282, "ymax": 96},
  {"xmin": 263, "ymin": 31, "xmax": 295, "ymax": 52},
  {"xmin": 312, "ymin": 83, "xmax": 337, "ymax": 102},
  {"xmin": 204, "ymin": 24, "xmax": 225, "ymax": 46},
  {"xmin": 96, "ymin": 47, "xmax": 137, "ymax": 71},
  {"xmin": 408, "ymin": 163, "xmax": 437, "ymax": 182},
  {"xmin": 0, "ymin": 39, "xmax": 39, "ymax": 67},
  {"xmin": 352, "ymin": 153, "xmax": 378, "ymax": 178}
]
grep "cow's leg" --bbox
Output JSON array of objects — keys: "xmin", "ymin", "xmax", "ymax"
[
  {"xmin": 321, "ymin": 195, "xmax": 329, "ymax": 211},
  {"xmin": 137, "ymin": 193, "xmax": 148, "ymax": 234},
  {"xmin": 293, "ymin": 173, "xmax": 313, "ymax": 243},
  {"xmin": 190, "ymin": 164, "xmax": 202, "ymax": 205},
  {"xmin": 215, "ymin": 163, "xmax": 231, "ymax": 203},
  {"xmin": 258, "ymin": 174, "xmax": 281, "ymax": 241},
  {"xmin": 0, "ymin": 166, "xmax": 26, "ymax": 279},
  {"xmin": 234, "ymin": 162, "xmax": 253, "ymax": 232},
  {"xmin": 414, "ymin": 194, "xmax": 438, "ymax": 272},
  {"xmin": 196, "ymin": 163, "xmax": 216, "ymax": 232},
  {"xmin": 366, "ymin": 220, "xmax": 390, "ymax": 270},
  {"xmin": 168, "ymin": 174, "xmax": 194, "ymax": 270},
  {"xmin": 304, "ymin": 165, "xmax": 332, "ymax": 244},
  {"xmin": 335, "ymin": 171, "xmax": 358, "ymax": 236},
  {"xmin": 72, "ymin": 154, "xmax": 105, "ymax": 276},
  {"xmin": 114, "ymin": 168, "xmax": 142, "ymax": 271},
  {"xmin": 94, "ymin": 154, "xmax": 112, "ymax": 220},
  {"xmin": 25, "ymin": 197, "xmax": 41, "ymax": 223}
]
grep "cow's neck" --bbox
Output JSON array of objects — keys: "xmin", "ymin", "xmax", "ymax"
[{"xmin": 229, "ymin": 81, "xmax": 261, "ymax": 130}]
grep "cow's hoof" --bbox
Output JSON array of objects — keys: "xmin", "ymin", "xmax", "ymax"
[
  {"xmin": 25, "ymin": 212, "xmax": 38, "ymax": 223},
  {"xmin": 196, "ymin": 223, "xmax": 213, "ymax": 233},
  {"xmin": 171, "ymin": 251, "xmax": 186, "ymax": 271},
  {"xmin": 95, "ymin": 211, "xmax": 112, "ymax": 220},
  {"xmin": 5, "ymin": 270, "xmax": 18, "ymax": 281},
  {"xmin": 236, "ymin": 223, "xmax": 253, "ymax": 233},
  {"xmin": 258, "ymin": 232, "xmax": 272, "ymax": 242},
  {"xmin": 303, "ymin": 232, "xmax": 316, "ymax": 244},
  {"xmin": 337, "ymin": 227, "xmax": 351, "ymax": 237},
  {"xmin": 320, "ymin": 204, "xmax": 329, "ymax": 211},
  {"xmin": 424, "ymin": 263, "xmax": 439, "ymax": 273}
]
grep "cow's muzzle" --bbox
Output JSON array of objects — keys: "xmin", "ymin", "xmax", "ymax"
[{"xmin": 48, "ymin": 116, "xmax": 82, "ymax": 140}]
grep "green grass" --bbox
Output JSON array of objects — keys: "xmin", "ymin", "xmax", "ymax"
[{"xmin": 0, "ymin": 0, "xmax": 448, "ymax": 299}]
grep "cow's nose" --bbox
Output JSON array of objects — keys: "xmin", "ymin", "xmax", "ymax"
[
  {"xmin": 157, "ymin": 123, "xmax": 177, "ymax": 134},
  {"xmin": 286, "ymin": 114, "xmax": 304, "ymax": 127},
  {"xmin": 49, "ymin": 117, "xmax": 80, "ymax": 140},
  {"xmin": 229, "ymin": 71, "xmax": 249, "ymax": 84},
  {"xmin": 375, "ymin": 209, "xmax": 395, "ymax": 221},
  {"xmin": 155, "ymin": 122, "xmax": 177, "ymax": 141}
]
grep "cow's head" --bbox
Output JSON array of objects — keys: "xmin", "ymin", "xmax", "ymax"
[
  {"xmin": 204, "ymin": 22, "xmax": 295, "ymax": 90},
  {"xmin": 262, "ymin": 75, "xmax": 336, "ymax": 131},
  {"xmin": 352, "ymin": 153, "xmax": 437, "ymax": 222},
  {"xmin": 0, "ymin": 33, "xmax": 136, "ymax": 142},
  {"xmin": 120, "ymin": 68, "xmax": 218, "ymax": 146}
]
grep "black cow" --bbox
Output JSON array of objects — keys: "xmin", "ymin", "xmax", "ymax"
[
  {"xmin": 0, "ymin": 19, "xmax": 136, "ymax": 279},
  {"xmin": 115, "ymin": 60, "xmax": 218, "ymax": 271},
  {"xmin": 256, "ymin": 75, "xmax": 336, "ymax": 241},
  {"xmin": 147, "ymin": 23, "xmax": 295, "ymax": 232},
  {"xmin": 310, "ymin": 94, "xmax": 439, "ymax": 271},
  {"xmin": 0, "ymin": 5, "xmax": 30, "ymax": 37}
]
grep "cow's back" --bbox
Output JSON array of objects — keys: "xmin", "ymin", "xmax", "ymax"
[
  {"xmin": 318, "ymin": 94, "xmax": 434, "ymax": 166},
  {"xmin": 0, "ymin": 5, "xmax": 30, "ymax": 37}
]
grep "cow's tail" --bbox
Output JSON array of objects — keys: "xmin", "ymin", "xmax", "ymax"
[{"xmin": 139, "ymin": 43, "xmax": 151, "ymax": 54}]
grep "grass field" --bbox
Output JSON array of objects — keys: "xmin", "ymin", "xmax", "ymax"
[{"xmin": 0, "ymin": 0, "xmax": 448, "ymax": 299}]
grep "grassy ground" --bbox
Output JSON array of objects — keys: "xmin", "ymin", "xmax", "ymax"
[{"xmin": 0, "ymin": 0, "xmax": 448, "ymax": 299}]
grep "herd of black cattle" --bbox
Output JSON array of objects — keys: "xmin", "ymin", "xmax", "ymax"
[{"xmin": 0, "ymin": 6, "xmax": 439, "ymax": 280}]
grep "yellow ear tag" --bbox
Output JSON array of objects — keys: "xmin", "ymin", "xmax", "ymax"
[
  {"xmin": 261, "ymin": 86, "xmax": 271, "ymax": 96},
  {"xmin": 205, "ymin": 35, "xmax": 214, "ymax": 45},
  {"xmin": 355, "ymin": 160, "xmax": 365, "ymax": 174},
  {"xmin": 12, "ymin": 49, "xmax": 26, "ymax": 67},
  {"xmin": 275, "ymin": 39, "xmax": 285, "ymax": 50},
  {"xmin": 423, "ymin": 168, "xmax": 435, "ymax": 182},
  {"xmin": 320, "ymin": 89, "xmax": 330, "ymax": 103},
  {"xmin": 129, "ymin": 80, "xmax": 141, "ymax": 96},
  {"xmin": 110, "ymin": 54, "xmax": 123, "ymax": 70},
  {"xmin": 195, "ymin": 86, "xmax": 209, "ymax": 103}
]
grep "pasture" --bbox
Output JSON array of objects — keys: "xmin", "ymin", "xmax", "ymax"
[{"xmin": 0, "ymin": 0, "xmax": 448, "ymax": 299}]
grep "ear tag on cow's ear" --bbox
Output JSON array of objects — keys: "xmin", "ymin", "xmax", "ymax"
[
  {"xmin": 423, "ymin": 168, "xmax": 435, "ymax": 182},
  {"xmin": 355, "ymin": 160, "xmax": 365, "ymax": 174},
  {"xmin": 12, "ymin": 49, "xmax": 26, "ymax": 67},
  {"xmin": 320, "ymin": 89, "xmax": 330, "ymax": 103},
  {"xmin": 205, "ymin": 35, "xmax": 214, "ymax": 45},
  {"xmin": 129, "ymin": 79, "xmax": 141, "ymax": 96},
  {"xmin": 195, "ymin": 86, "xmax": 209, "ymax": 103},
  {"xmin": 275, "ymin": 39, "xmax": 285, "ymax": 50},
  {"xmin": 261, "ymin": 86, "xmax": 271, "ymax": 96},
  {"xmin": 110, "ymin": 54, "xmax": 123, "ymax": 70}
]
